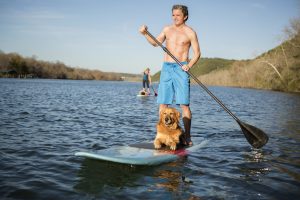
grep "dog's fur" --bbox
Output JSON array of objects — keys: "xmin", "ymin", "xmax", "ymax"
[{"xmin": 154, "ymin": 107, "xmax": 183, "ymax": 150}]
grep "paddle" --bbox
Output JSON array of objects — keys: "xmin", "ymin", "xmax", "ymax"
[
  {"xmin": 151, "ymin": 86, "xmax": 158, "ymax": 96},
  {"xmin": 144, "ymin": 29, "xmax": 269, "ymax": 148}
]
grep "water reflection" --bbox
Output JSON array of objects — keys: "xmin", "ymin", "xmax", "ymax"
[
  {"xmin": 74, "ymin": 159, "xmax": 145, "ymax": 194},
  {"xmin": 153, "ymin": 161, "xmax": 186, "ymax": 192},
  {"xmin": 74, "ymin": 156, "xmax": 203, "ymax": 199},
  {"xmin": 240, "ymin": 149, "xmax": 271, "ymax": 181}
]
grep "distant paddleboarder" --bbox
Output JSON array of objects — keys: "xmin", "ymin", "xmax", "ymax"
[{"xmin": 141, "ymin": 67, "xmax": 152, "ymax": 95}]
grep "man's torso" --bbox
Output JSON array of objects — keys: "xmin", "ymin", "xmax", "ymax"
[{"xmin": 164, "ymin": 25, "xmax": 192, "ymax": 62}]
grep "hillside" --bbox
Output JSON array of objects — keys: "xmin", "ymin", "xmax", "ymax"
[
  {"xmin": 199, "ymin": 20, "xmax": 300, "ymax": 92},
  {"xmin": 152, "ymin": 19, "xmax": 300, "ymax": 93}
]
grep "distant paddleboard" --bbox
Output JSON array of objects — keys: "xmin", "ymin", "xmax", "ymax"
[
  {"xmin": 137, "ymin": 94, "xmax": 153, "ymax": 97},
  {"xmin": 137, "ymin": 91, "xmax": 153, "ymax": 97},
  {"xmin": 75, "ymin": 140, "xmax": 208, "ymax": 166}
]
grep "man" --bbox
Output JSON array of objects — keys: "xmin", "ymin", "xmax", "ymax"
[{"xmin": 139, "ymin": 4, "xmax": 201, "ymax": 146}]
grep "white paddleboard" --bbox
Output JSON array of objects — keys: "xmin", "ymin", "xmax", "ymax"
[{"xmin": 75, "ymin": 140, "xmax": 208, "ymax": 166}]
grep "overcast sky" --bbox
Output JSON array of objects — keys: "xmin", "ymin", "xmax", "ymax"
[{"xmin": 0, "ymin": 0, "xmax": 299, "ymax": 74}]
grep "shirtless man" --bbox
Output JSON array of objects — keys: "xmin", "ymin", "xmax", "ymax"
[{"xmin": 139, "ymin": 5, "xmax": 201, "ymax": 146}]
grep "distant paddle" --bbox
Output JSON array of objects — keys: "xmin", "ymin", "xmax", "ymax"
[
  {"xmin": 151, "ymin": 86, "xmax": 158, "ymax": 96},
  {"xmin": 144, "ymin": 29, "xmax": 269, "ymax": 148}
]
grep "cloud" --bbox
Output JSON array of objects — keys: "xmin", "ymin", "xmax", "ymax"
[
  {"xmin": 0, "ymin": 7, "xmax": 65, "ymax": 21},
  {"xmin": 12, "ymin": 9, "xmax": 66, "ymax": 24},
  {"xmin": 251, "ymin": 3, "xmax": 265, "ymax": 9},
  {"xmin": 19, "ymin": 10, "xmax": 65, "ymax": 20}
]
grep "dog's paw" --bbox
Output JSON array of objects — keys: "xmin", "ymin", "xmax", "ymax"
[
  {"xmin": 170, "ymin": 144, "xmax": 177, "ymax": 151},
  {"xmin": 154, "ymin": 140, "xmax": 162, "ymax": 149},
  {"xmin": 153, "ymin": 138, "xmax": 162, "ymax": 149},
  {"xmin": 154, "ymin": 143, "xmax": 161, "ymax": 149}
]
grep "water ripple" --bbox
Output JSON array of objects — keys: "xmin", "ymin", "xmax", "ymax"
[{"xmin": 0, "ymin": 79, "xmax": 299, "ymax": 200}]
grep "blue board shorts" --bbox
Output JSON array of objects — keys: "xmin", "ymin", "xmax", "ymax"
[{"xmin": 157, "ymin": 62, "xmax": 190, "ymax": 105}]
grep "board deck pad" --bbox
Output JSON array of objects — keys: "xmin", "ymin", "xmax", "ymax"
[{"xmin": 75, "ymin": 140, "xmax": 208, "ymax": 166}]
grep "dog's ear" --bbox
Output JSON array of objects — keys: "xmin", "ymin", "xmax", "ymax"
[{"xmin": 158, "ymin": 108, "xmax": 165, "ymax": 124}]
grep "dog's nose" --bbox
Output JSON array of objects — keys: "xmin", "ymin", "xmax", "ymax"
[{"xmin": 165, "ymin": 116, "xmax": 172, "ymax": 124}]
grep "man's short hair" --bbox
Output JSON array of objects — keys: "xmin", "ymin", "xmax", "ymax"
[{"xmin": 172, "ymin": 5, "xmax": 189, "ymax": 21}]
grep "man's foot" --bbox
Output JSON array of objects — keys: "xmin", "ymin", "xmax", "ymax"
[
  {"xmin": 180, "ymin": 134, "xmax": 193, "ymax": 146},
  {"xmin": 181, "ymin": 116, "xmax": 192, "ymax": 146},
  {"xmin": 185, "ymin": 137, "xmax": 193, "ymax": 146}
]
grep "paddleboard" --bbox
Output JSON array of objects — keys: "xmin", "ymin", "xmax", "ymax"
[{"xmin": 75, "ymin": 140, "xmax": 208, "ymax": 165}]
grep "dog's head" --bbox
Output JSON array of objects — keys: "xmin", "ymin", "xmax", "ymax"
[{"xmin": 159, "ymin": 107, "xmax": 180, "ymax": 129}]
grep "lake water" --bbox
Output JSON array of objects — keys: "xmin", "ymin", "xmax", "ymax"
[{"xmin": 0, "ymin": 78, "xmax": 299, "ymax": 200}]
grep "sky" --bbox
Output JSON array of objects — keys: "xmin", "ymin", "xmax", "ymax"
[{"xmin": 0, "ymin": 0, "xmax": 299, "ymax": 74}]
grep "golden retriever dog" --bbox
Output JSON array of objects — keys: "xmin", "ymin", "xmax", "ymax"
[{"xmin": 154, "ymin": 107, "xmax": 183, "ymax": 150}]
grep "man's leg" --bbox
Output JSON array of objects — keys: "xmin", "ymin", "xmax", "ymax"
[
  {"xmin": 146, "ymin": 81, "xmax": 150, "ymax": 94},
  {"xmin": 181, "ymin": 105, "xmax": 192, "ymax": 146}
]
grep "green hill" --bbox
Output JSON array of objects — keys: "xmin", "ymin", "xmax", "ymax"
[
  {"xmin": 152, "ymin": 57, "xmax": 235, "ymax": 82},
  {"xmin": 190, "ymin": 57, "xmax": 236, "ymax": 76}
]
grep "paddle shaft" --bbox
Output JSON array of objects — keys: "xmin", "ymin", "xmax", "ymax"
[
  {"xmin": 151, "ymin": 86, "xmax": 158, "ymax": 96},
  {"xmin": 145, "ymin": 29, "xmax": 239, "ymax": 122}
]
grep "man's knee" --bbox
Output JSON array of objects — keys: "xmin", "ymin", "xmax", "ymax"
[{"xmin": 180, "ymin": 105, "xmax": 191, "ymax": 116}]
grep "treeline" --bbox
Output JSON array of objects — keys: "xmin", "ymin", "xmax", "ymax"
[{"xmin": 0, "ymin": 51, "xmax": 122, "ymax": 80}]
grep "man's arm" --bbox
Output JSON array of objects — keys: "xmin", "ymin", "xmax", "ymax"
[
  {"xmin": 139, "ymin": 25, "xmax": 166, "ymax": 47},
  {"xmin": 183, "ymin": 31, "xmax": 201, "ymax": 71}
]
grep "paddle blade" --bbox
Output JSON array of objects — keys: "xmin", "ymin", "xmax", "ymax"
[{"xmin": 238, "ymin": 121, "xmax": 269, "ymax": 148}]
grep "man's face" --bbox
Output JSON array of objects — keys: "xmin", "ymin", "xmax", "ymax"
[{"xmin": 172, "ymin": 9, "xmax": 186, "ymax": 25}]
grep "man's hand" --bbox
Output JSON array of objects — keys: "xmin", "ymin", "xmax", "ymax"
[
  {"xmin": 182, "ymin": 64, "xmax": 190, "ymax": 72},
  {"xmin": 139, "ymin": 25, "xmax": 148, "ymax": 35}
]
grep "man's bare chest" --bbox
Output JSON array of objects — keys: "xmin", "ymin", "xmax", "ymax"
[{"xmin": 166, "ymin": 32, "xmax": 190, "ymax": 46}]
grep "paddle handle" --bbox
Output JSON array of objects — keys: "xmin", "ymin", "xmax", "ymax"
[{"xmin": 145, "ymin": 29, "xmax": 240, "ymax": 122}]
